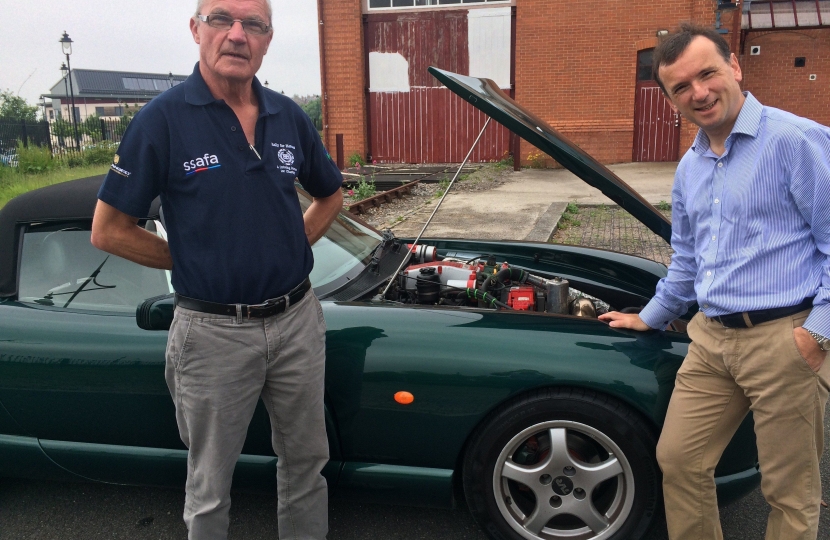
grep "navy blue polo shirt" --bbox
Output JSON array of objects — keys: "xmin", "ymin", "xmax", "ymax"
[{"xmin": 98, "ymin": 63, "xmax": 342, "ymax": 304}]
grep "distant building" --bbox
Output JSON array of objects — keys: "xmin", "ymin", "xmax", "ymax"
[{"xmin": 41, "ymin": 69, "xmax": 188, "ymax": 124}]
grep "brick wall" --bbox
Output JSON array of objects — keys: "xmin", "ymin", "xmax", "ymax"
[
  {"xmin": 739, "ymin": 29, "xmax": 830, "ymax": 128},
  {"xmin": 514, "ymin": 0, "xmax": 716, "ymax": 166},
  {"xmin": 319, "ymin": 0, "xmax": 367, "ymax": 162},
  {"xmin": 321, "ymin": 2, "xmax": 830, "ymax": 166}
]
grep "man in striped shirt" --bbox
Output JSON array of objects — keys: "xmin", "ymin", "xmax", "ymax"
[{"xmin": 599, "ymin": 23, "xmax": 830, "ymax": 540}]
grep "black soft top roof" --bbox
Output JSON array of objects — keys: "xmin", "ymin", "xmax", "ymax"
[{"xmin": 0, "ymin": 175, "xmax": 160, "ymax": 298}]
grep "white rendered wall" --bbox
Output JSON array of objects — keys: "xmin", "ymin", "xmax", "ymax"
[{"xmin": 467, "ymin": 7, "xmax": 511, "ymax": 89}]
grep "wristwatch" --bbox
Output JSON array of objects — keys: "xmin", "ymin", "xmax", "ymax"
[{"xmin": 807, "ymin": 330, "xmax": 830, "ymax": 352}]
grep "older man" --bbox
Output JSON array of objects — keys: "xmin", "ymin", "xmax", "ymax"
[
  {"xmin": 91, "ymin": 1, "xmax": 343, "ymax": 538},
  {"xmin": 599, "ymin": 24, "xmax": 830, "ymax": 540}
]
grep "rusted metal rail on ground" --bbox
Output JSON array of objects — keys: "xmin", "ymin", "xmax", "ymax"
[
  {"xmin": 344, "ymin": 166, "xmax": 457, "ymax": 215},
  {"xmin": 346, "ymin": 178, "xmax": 421, "ymax": 215}
]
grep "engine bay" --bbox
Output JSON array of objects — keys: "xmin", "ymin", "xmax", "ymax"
[{"xmin": 379, "ymin": 241, "xmax": 613, "ymax": 318}]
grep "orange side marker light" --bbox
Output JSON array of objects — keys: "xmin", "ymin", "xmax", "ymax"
[{"xmin": 394, "ymin": 391, "xmax": 415, "ymax": 405}]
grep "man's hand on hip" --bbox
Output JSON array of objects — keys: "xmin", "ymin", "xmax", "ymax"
[
  {"xmin": 598, "ymin": 312, "xmax": 652, "ymax": 331},
  {"xmin": 793, "ymin": 326, "xmax": 828, "ymax": 372}
]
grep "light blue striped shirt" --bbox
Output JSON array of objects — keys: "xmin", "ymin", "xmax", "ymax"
[{"xmin": 639, "ymin": 93, "xmax": 830, "ymax": 337}]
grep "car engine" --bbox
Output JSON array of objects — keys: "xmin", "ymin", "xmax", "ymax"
[{"xmin": 389, "ymin": 245, "xmax": 612, "ymax": 317}]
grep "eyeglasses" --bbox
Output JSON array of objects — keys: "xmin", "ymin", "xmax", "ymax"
[{"xmin": 197, "ymin": 14, "xmax": 271, "ymax": 35}]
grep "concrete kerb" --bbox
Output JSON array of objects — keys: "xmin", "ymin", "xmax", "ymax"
[{"xmin": 524, "ymin": 202, "xmax": 568, "ymax": 242}]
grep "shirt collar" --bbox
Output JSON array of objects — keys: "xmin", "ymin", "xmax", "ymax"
[
  {"xmin": 183, "ymin": 62, "xmax": 282, "ymax": 116},
  {"xmin": 691, "ymin": 91, "xmax": 763, "ymax": 155}
]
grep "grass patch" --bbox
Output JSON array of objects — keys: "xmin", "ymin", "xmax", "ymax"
[
  {"xmin": 656, "ymin": 200, "xmax": 671, "ymax": 211},
  {"xmin": 0, "ymin": 164, "xmax": 111, "ymax": 210},
  {"xmin": 557, "ymin": 202, "xmax": 581, "ymax": 229}
]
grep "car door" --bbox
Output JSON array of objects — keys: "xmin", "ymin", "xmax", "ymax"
[
  {"xmin": 0, "ymin": 220, "xmax": 342, "ymax": 487},
  {"xmin": 0, "ymin": 221, "xmax": 180, "ymax": 449}
]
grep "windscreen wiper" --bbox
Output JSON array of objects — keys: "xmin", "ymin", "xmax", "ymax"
[{"xmin": 62, "ymin": 256, "xmax": 114, "ymax": 308}]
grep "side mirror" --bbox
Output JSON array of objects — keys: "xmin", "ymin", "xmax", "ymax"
[{"xmin": 136, "ymin": 293, "xmax": 175, "ymax": 330}]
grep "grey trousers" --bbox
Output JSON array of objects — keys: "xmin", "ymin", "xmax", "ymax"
[{"xmin": 165, "ymin": 292, "xmax": 329, "ymax": 540}]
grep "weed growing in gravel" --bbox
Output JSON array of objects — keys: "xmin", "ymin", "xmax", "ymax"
[
  {"xmin": 558, "ymin": 203, "xmax": 581, "ymax": 229},
  {"xmin": 526, "ymin": 151, "xmax": 546, "ymax": 169},
  {"xmin": 656, "ymin": 200, "xmax": 671, "ymax": 211},
  {"xmin": 434, "ymin": 179, "xmax": 450, "ymax": 198},
  {"xmin": 352, "ymin": 175, "xmax": 376, "ymax": 199},
  {"xmin": 347, "ymin": 152, "xmax": 365, "ymax": 167},
  {"xmin": 494, "ymin": 151, "xmax": 513, "ymax": 170}
]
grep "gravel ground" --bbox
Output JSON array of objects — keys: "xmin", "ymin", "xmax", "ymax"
[{"xmin": 343, "ymin": 163, "xmax": 512, "ymax": 230}]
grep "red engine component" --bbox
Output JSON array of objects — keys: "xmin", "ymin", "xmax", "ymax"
[{"xmin": 507, "ymin": 286, "xmax": 536, "ymax": 311}]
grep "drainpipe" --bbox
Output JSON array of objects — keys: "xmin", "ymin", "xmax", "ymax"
[
  {"xmin": 731, "ymin": 0, "xmax": 743, "ymax": 54},
  {"xmin": 316, "ymin": 0, "xmax": 330, "ymax": 150}
]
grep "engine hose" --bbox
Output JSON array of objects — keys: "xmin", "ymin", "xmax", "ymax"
[
  {"xmin": 478, "ymin": 268, "xmax": 526, "ymax": 306},
  {"xmin": 495, "ymin": 267, "xmax": 528, "ymax": 285},
  {"xmin": 465, "ymin": 288, "xmax": 512, "ymax": 310}
]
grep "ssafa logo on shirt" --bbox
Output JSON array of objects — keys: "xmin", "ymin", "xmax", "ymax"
[{"xmin": 184, "ymin": 153, "xmax": 221, "ymax": 176}]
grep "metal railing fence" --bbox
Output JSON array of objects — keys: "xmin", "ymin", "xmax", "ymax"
[{"xmin": 0, "ymin": 116, "xmax": 133, "ymax": 160}]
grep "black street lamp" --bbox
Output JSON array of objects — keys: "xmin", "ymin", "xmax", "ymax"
[
  {"xmin": 59, "ymin": 31, "xmax": 81, "ymax": 150},
  {"xmin": 59, "ymin": 63, "xmax": 70, "ymax": 148}
]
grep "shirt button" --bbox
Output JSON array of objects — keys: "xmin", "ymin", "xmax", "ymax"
[
  {"xmin": 714, "ymin": 198, "xmax": 720, "ymax": 204},
  {"xmin": 231, "ymin": 126, "xmax": 237, "ymax": 131},
  {"xmin": 238, "ymin": 145, "xmax": 246, "ymax": 150},
  {"xmin": 704, "ymin": 303, "xmax": 709, "ymax": 308},
  {"xmin": 712, "ymin": 235, "xmax": 717, "ymax": 241},
  {"xmin": 706, "ymin": 271, "xmax": 712, "ymax": 276},
  {"xmin": 717, "ymin": 162, "xmax": 723, "ymax": 168}
]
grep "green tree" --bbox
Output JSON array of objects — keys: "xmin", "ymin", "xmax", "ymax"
[
  {"xmin": 0, "ymin": 90, "xmax": 38, "ymax": 122},
  {"xmin": 112, "ymin": 104, "xmax": 139, "ymax": 138},
  {"xmin": 81, "ymin": 114, "xmax": 103, "ymax": 141},
  {"xmin": 301, "ymin": 97, "xmax": 322, "ymax": 131}
]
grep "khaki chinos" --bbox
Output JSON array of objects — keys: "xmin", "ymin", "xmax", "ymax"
[
  {"xmin": 165, "ymin": 292, "xmax": 329, "ymax": 540},
  {"xmin": 657, "ymin": 310, "xmax": 830, "ymax": 540}
]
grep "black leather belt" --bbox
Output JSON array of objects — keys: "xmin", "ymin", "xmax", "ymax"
[
  {"xmin": 174, "ymin": 278, "xmax": 311, "ymax": 319},
  {"xmin": 712, "ymin": 297, "xmax": 813, "ymax": 328}
]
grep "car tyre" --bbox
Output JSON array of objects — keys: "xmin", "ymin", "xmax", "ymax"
[{"xmin": 463, "ymin": 388, "xmax": 660, "ymax": 540}]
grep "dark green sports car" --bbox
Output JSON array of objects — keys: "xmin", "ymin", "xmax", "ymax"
[{"xmin": 0, "ymin": 69, "xmax": 759, "ymax": 540}]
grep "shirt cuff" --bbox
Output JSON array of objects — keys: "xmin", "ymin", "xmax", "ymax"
[
  {"xmin": 803, "ymin": 302, "xmax": 830, "ymax": 339},
  {"xmin": 638, "ymin": 300, "xmax": 682, "ymax": 331}
]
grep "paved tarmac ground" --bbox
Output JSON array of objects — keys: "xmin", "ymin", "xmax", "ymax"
[{"xmin": 1, "ymin": 404, "xmax": 828, "ymax": 539}]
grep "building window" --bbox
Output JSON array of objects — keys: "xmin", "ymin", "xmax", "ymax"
[
  {"xmin": 637, "ymin": 49, "xmax": 654, "ymax": 82},
  {"xmin": 369, "ymin": 0, "xmax": 508, "ymax": 9},
  {"xmin": 95, "ymin": 106, "xmax": 125, "ymax": 117},
  {"xmin": 49, "ymin": 110, "xmax": 54, "ymax": 120}
]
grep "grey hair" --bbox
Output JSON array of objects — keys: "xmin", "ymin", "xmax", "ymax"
[{"xmin": 194, "ymin": 0, "xmax": 272, "ymax": 22}]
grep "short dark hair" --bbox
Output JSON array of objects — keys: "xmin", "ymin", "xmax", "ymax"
[{"xmin": 652, "ymin": 23, "xmax": 732, "ymax": 95}]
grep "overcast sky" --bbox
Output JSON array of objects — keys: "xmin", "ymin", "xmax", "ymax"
[{"xmin": 1, "ymin": 0, "xmax": 322, "ymax": 108}]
